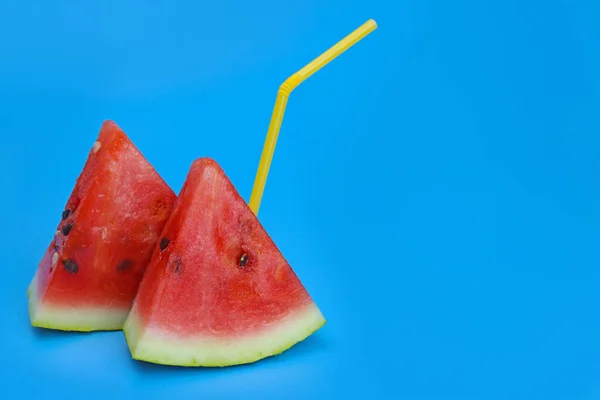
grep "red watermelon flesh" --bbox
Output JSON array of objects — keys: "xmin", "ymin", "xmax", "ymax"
[
  {"xmin": 27, "ymin": 121, "xmax": 177, "ymax": 331},
  {"xmin": 123, "ymin": 157, "xmax": 326, "ymax": 366}
]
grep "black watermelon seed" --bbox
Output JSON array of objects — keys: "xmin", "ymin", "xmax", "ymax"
[
  {"xmin": 62, "ymin": 209, "xmax": 71, "ymax": 220},
  {"xmin": 61, "ymin": 222, "xmax": 74, "ymax": 236},
  {"xmin": 159, "ymin": 237, "xmax": 170, "ymax": 251},
  {"xmin": 238, "ymin": 253, "xmax": 248, "ymax": 267},
  {"xmin": 62, "ymin": 259, "xmax": 78, "ymax": 274},
  {"xmin": 117, "ymin": 259, "xmax": 134, "ymax": 272},
  {"xmin": 53, "ymin": 245, "xmax": 59, "ymax": 252}
]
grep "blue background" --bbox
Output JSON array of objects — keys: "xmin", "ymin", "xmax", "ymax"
[{"xmin": 1, "ymin": 0, "xmax": 600, "ymax": 399}]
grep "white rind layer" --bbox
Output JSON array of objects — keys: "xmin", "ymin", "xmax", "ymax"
[
  {"xmin": 27, "ymin": 272, "xmax": 130, "ymax": 332},
  {"xmin": 123, "ymin": 302, "xmax": 326, "ymax": 367}
]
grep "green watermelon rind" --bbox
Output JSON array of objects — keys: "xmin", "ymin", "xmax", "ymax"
[
  {"xmin": 27, "ymin": 273, "xmax": 129, "ymax": 332},
  {"xmin": 122, "ymin": 303, "xmax": 326, "ymax": 367}
]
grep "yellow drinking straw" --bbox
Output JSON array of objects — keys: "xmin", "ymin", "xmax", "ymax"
[{"xmin": 248, "ymin": 19, "xmax": 378, "ymax": 215}]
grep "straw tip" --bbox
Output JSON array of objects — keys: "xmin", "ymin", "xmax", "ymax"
[{"xmin": 367, "ymin": 19, "xmax": 378, "ymax": 29}]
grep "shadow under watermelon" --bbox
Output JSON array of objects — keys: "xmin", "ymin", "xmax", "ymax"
[
  {"xmin": 127, "ymin": 332, "xmax": 330, "ymax": 374},
  {"xmin": 31, "ymin": 326, "xmax": 99, "ymax": 337},
  {"xmin": 30, "ymin": 325, "xmax": 121, "ymax": 346}
]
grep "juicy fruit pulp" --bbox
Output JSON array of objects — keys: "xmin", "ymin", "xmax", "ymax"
[
  {"xmin": 124, "ymin": 158, "xmax": 326, "ymax": 366},
  {"xmin": 27, "ymin": 121, "xmax": 177, "ymax": 331}
]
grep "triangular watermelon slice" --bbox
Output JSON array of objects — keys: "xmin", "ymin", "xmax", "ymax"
[
  {"xmin": 27, "ymin": 121, "xmax": 177, "ymax": 332},
  {"xmin": 123, "ymin": 157, "xmax": 326, "ymax": 366}
]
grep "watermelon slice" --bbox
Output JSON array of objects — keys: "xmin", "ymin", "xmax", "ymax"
[
  {"xmin": 123, "ymin": 157, "xmax": 326, "ymax": 367},
  {"xmin": 27, "ymin": 121, "xmax": 177, "ymax": 332}
]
